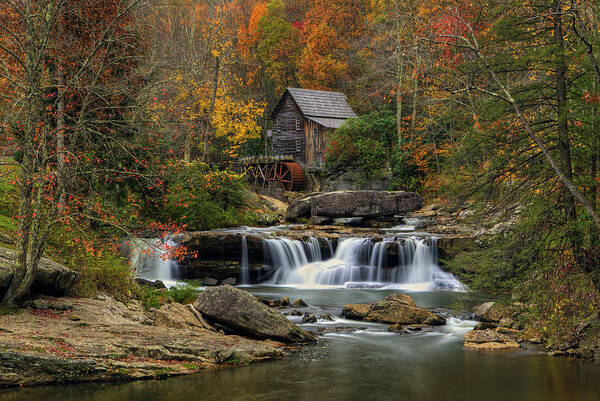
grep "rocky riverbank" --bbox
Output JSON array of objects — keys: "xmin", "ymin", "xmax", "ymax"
[{"xmin": 0, "ymin": 287, "xmax": 315, "ymax": 388}]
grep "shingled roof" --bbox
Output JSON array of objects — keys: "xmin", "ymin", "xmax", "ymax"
[{"xmin": 281, "ymin": 88, "xmax": 358, "ymax": 120}]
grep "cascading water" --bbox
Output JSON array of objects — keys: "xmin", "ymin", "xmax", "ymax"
[
  {"xmin": 127, "ymin": 237, "xmax": 178, "ymax": 283},
  {"xmin": 240, "ymin": 236, "xmax": 249, "ymax": 284},
  {"xmin": 265, "ymin": 236, "xmax": 464, "ymax": 291},
  {"xmin": 266, "ymin": 237, "xmax": 328, "ymax": 283}
]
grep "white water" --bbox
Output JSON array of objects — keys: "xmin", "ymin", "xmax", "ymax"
[
  {"xmin": 265, "ymin": 237, "xmax": 465, "ymax": 291},
  {"xmin": 266, "ymin": 237, "xmax": 331, "ymax": 284},
  {"xmin": 127, "ymin": 237, "xmax": 178, "ymax": 283},
  {"xmin": 240, "ymin": 236, "xmax": 250, "ymax": 284}
]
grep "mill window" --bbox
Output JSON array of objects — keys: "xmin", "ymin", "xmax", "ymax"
[{"xmin": 296, "ymin": 118, "xmax": 301, "ymax": 131}]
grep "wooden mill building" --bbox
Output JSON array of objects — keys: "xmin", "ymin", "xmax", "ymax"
[{"xmin": 271, "ymin": 88, "xmax": 357, "ymax": 169}]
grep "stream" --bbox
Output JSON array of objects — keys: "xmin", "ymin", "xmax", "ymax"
[{"xmin": 5, "ymin": 224, "xmax": 600, "ymax": 400}]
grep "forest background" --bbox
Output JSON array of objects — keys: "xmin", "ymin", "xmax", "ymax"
[{"xmin": 0, "ymin": 0, "xmax": 599, "ymax": 347}]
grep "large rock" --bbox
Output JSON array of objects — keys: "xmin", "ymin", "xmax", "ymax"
[
  {"xmin": 342, "ymin": 294, "xmax": 446, "ymax": 326},
  {"xmin": 473, "ymin": 302, "xmax": 506, "ymax": 322},
  {"xmin": 286, "ymin": 191, "xmax": 424, "ymax": 220},
  {"xmin": 464, "ymin": 329, "xmax": 520, "ymax": 351},
  {"xmin": 0, "ymin": 247, "xmax": 79, "ymax": 296},
  {"xmin": 473, "ymin": 302, "xmax": 525, "ymax": 324},
  {"xmin": 194, "ymin": 285, "xmax": 316, "ymax": 343}
]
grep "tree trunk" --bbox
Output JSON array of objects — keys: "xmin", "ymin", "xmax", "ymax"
[
  {"xmin": 554, "ymin": 0, "xmax": 576, "ymax": 221},
  {"xmin": 411, "ymin": 48, "xmax": 419, "ymax": 137},
  {"xmin": 184, "ymin": 123, "xmax": 193, "ymax": 163},
  {"xmin": 396, "ymin": 55, "xmax": 403, "ymax": 146},
  {"xmin": 470, "ymin": 34, "xmax": 600, "ymax": 225},
  {"xmin": 56, "ymin": 66, "xmax": 66, "ymax": 210},
  {"xmin": 395, "ymin": 0, "xmax": 404, "ymax": 146},
  {"xmin": 203, "ymin": 56, "xmax": 220, "ymax": 160}
]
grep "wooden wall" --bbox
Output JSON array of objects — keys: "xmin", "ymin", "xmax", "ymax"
[
  {"xmin": 272, "ymin": 92, "xmax": 305, "ymax": 162},
  {"xmin": 304, "ymin": 119, "xmax": 330, "ymax": 168}
]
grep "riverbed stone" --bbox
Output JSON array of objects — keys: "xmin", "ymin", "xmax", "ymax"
[
  {"xmin": 194, "ymin": 285, "xmax": 316, "ymax": 343},
  {"xmin": 135, "ymin": 278, "xmax": 167, "ymax": 289},
  {"xmin": 473, "ymin": 302, "xmax": 506, "ymax": 322},
  {"xmin": 342, "ymin": 294, "xmax": 446, "ymax": 326},
  {"xmin": 292, "ymin": 298, "xmax": 307, "ymax": 307},
  {"xmin": 286, "ymin": 190, "xmax": 424, "ymax": 220},
  {"xmin": 203, "ymin": 277, "xmax": 219, "ymax": 286},
  {"xmin": 318, "ymin": 314, "xmax": 335, "ymax": 321},
  {"xmin": 341, "ymin": 304, "xmax": 372, "ymax": 320},
  {"xmin": 309, "ymin": 216, "xmax": 332, "ymax": 225},
  {"xmin": 474, "ymin": 322, "xmax": 497, "ymax": 330},
  {"xmin": 464, "ymin": 329, "xmax": 520, "ymax": 351},
  {"xmin": 301, "ymin": 314, "xmax": 317, "ymax": 324},
  {"xmin": 222, "ymin": 277, "xmax": 236, "ymax": 286}
]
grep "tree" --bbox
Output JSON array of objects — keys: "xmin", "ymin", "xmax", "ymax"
[{"xmin": 0, "ymin": 0, "xmax": 155, "ymax": 307}]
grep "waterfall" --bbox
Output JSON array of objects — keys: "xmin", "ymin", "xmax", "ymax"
[
  {"xmin": 325, "ymin": 238, "xmax": 334, "ymax": 258},
  {"xmin": 266, "ymin": 236, "xmax": 464, "ymax": 291},
  {"xmin": 307, "ymin": 237, "xmax": 322, "ymax": 262},
  {"xmin": 127, "ymin": 237, "xmax": 178, "ymax": 282},
  {"xmin": 265, "ymin": 237, "xmax": 331, "ymax": 284},
  {"xmin": 240, "ymin": 236, "xmax": 249, "ymax": 284}
]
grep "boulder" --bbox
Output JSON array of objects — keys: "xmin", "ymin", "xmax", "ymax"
[
  {"xmin": 474, "ymin": 322, "xmax": 497, "ymax": 330},
  {"xmin": 342, "ymin": 294, "xmax": 446, "ymax": 326},
  {"xmin": 309, "ymin": 216, "xmax": 332, "ymax": 226},
  {"xmin": 221, "ymin": 277, "xmax": 236, "ymax": 286},
  {"xmin": 194, "ymin": 285, "xmax": 316, "ymax": 343},
  {"xmin": 292, "ymin": 298, "xmax": 307, "ymax": 307},
  {"xmin": 341, "ymin": 304, "xmax": 371, "ymax": 320},
  {"xmin": 464, "ymin": 329, "xmax": 520, "ymax": 351},
  {"xmin": 301, "ymin": 314, "xmax": 317, "ymax": 324},
  {"xmin": 134, "ymin": 278, "xmax": 167, "ymax": 289},
  {"xmin": 0, "ymin": 247, "xmax": 78, "ymax": 296},
  {"xmin": 473, "ymin": 302, "xmax": 506, "ymax": 322},
  {"xmin": 286, "ymin": 191, "xmax": 424, "ymax": 221},
  {"xmin": 202, "ymin": 277, "xmax": 219, "ymax": 286},
  {"xmin": 318, "ymin": 314, "xmax": 335, "ymax": 321}
]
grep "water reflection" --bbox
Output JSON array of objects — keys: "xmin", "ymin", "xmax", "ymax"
[{"xmin": 3, "ymin": 288, "xmax": 600, "ymax": 401}]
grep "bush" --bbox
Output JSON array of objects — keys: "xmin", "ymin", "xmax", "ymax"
[
  {"xmin": 136, "ymin": 286, "xmax": 163, "ymax": 310},
  {"xmin": 326, "ymin": 109, "xmax": 396, "ymax": 179},
  {"xmin": 46, "ymin": 227, "xmax": 134, "ymax": 300},
  {"xmin": 163, "ymin": 161, "xmax": 251, "ymax": 230},
  {"xmin": 389, "ymin": 149, "xmax": 422, "ymax": 192},
  {"xmin": 168, "ymin": 283, "xmax": 200, "ymax": 304}
]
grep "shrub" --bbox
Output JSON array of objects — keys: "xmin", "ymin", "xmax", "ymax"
[
  {"xmin": 136, "ymin": 286, "xmax": 163, "ymax": 310},
  {"xmin": 168, "ymin": 283, "xmax": 200, "ymax": 304},
  {"xmin": 46, "ymin": 227, "xmax": 134, "ymax": 300},
  {"xmin": 163, "ymin": 161, "xmax": 250, "ymax": 230},
  {"xmin": 389, "ymin": 148, "xmax": 422, "ymax": 192},
  {"xmin": 326, "ymin": 109, "xmax": 396, "ymax": 179}
]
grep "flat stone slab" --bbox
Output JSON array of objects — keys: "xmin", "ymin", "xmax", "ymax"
[{"xmin": 286, "ymin": 191, "xmax": 424, "ymax": 220}]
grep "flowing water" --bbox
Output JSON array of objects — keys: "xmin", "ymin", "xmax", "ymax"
[
  {"xmin": 6, "ymin": 287, "xmax": 600, "ymax": 401},
  {"xmin": 7, "ymin": 231, "xmax": 600, "ymax": 400},
  {"xmin": 126, "ymin": 237, "xmax": 179, "ymax": 286},
  {"xmin": 240, "ymin": 236, "xmax": 250, "ymax": 285},
  {"xmin": 265, "ymin": 236, "xmax": 464, "ymax": 291}
]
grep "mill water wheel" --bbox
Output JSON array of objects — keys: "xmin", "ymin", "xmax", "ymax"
[{"xmin": 267, "ymin": 161, "xmax": 304, "ymax": 191}]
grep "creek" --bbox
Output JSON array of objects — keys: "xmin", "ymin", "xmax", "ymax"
[{"xmin": 6, "ymin": 223, "xmax": 600, "ymax": 401}]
